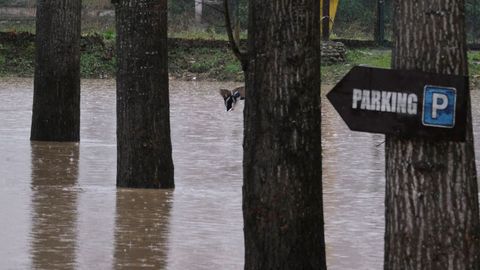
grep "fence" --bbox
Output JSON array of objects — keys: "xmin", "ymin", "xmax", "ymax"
[{"xmin": 0, "ymin": 0, "xmax": 479, "ymax": 45}]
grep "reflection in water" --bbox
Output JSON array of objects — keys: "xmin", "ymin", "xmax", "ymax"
[
  {"xmin": 0, "ymin": 78, "xmax": 32, "ymax": 269},
  {"xmin": 322, "ymin": 96, "xmax": 385, "ymax": 270},
  {"xmin": 114, "ymin": 189, "xmax": 172, "ymax": 269},
  {"xmin": 30, "ymin": 142, "xmax": 79, "ymax": 269},
  {"xmin": 167, "ymin": 81, "xmax": 244, "ymax": 270},
  {"xmin": 5, "ymin": 78, "xmax": 479, "ymax": 269}
]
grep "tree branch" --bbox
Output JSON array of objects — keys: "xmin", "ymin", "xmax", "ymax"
[{"xmin": 223, "ymin": 0, "xmax": 248, "ymax": 71}]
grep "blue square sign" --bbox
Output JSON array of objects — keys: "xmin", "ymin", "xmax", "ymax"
[{"xmin": 422, "ymin": 85, "xmax": 456, "ymax": 128}]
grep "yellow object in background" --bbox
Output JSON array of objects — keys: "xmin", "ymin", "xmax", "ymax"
[{"xmin": 320, "ymin": 0, "xmax": 340, "ymax": 33}]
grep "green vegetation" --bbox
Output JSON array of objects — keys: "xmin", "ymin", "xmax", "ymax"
[
  {"xmin": 322, "ymin": 49, "xmax": 391, "ymax": 83},
  {"xmin": 0, "ymin": 39, "xmax": 34, "ymax": 76},
  {"xmin": 323, "ymin": 49, "xmax": 480, "ymax": 88},
  {"xmin": 169, "ymin": 30, "xmax": 247, "ymax": 41},
  {"xmin": 0, "ymin": 22, "xmax": 35, "ymax": 33},
  {"xmin": 101, "ymin": 29, "xmax": 115, "ymax": 41},
  {"xmin": 470, "ymin": 51, "xmax": 480, "ymax": 88},
  {"xmin": 0, "ymin": 32, "xmax": 479, "ymax": 87},
  {"xmin": 169, "ymin": 46, "xmax": 243, "ymax": 81},
  {"xmin": 0, "ymin": 32, "xmax": 246, "ymax": 81},
  {"xmin": 470, "ymin": 51, "xmax": 480, "ymax": 73},
  {"xmin": 80, "ymin": 50, "xmax": 116, "ymax": 79},
  {"xmin": 0, "ymin": 44, "xmax": 5, "ymax": 67}
]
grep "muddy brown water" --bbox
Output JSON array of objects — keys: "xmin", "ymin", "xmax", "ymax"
[{"xmin": 1, "ymin": 78, "xmax": 479, "ymax": 269}]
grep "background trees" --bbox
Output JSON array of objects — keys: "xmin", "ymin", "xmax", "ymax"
[
  {"xmin": 242, "ymin": 0, "xmax": 326, "ymax": 269},
  {"xmin": 114, "ymin": 0, "xmax": 174, "ymax": 188},
  {"xmin": 30, "ymin": 0, "xmax": 82, "ymax": 141},
  {"xmin": 384, "ymin": 0, "xmax": 480, "ymax": 268},
  {"xmin": 1, "ymin": 0, "xmax": 480, "ymax": 43}
]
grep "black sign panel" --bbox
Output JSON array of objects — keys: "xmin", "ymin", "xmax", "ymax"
[{"xmin": 326, "ymin": 66, "xmax": 468, "ymax": 141}]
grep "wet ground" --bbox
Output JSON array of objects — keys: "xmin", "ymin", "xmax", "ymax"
[{"xmin": 0, "ymin": 78, "xmax": 479, "ymax": 269}]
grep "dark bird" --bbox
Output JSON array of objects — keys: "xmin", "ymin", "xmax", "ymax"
[{"xmin": 219, "ymin": 86, "xmax": 245, "ymax": 112}]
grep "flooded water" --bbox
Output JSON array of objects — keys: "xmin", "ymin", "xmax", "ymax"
[{"xmin": 0, "ymin": 78, "xmax": 479, "ymax": 270}]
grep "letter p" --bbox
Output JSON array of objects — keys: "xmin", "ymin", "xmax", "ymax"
[
  {"xmin": 422, "ymin": 86, "xmax": 456, "ymax": 128},
  {"xmin": 431, "ymin": 93, "xmax": 448, "ymax": 119},
  {"xmin": 352, "ymin": 89, "xmax": 362, "ymax": 109}
]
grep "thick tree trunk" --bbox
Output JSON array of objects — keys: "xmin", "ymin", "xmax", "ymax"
[
  {"xmin": 243, "ymin": 0, "xmax": 326, "ymax": 269},
  {"xmin": 31, "ymin": 0, "xmax": 81, "ymax": 142},
  {"xmin": 115, "ymin": 0, "xmax": 174, "ymax": 189},
  {"xmin": 385, "ymin": 0, "xmax": 480, "ymax": 269}
]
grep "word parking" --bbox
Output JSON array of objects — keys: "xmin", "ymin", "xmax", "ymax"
[{"xmin": 352, "ymin": 89, "xmax": 418, "ymax": 115}]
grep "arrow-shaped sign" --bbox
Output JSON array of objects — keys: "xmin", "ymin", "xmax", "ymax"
[{"xmin": 326, "ymin": 66, "xmax": 468, "ymax": 141}]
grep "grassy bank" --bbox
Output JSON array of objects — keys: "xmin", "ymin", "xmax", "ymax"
[
  {"xmin": 0, "ymin": 32, "xmax": 244, "ymax": 81},
  {"xmin": 0, "ymin": 32, "xmax": 479, "ymax": 87},
  {"xmin": 323, "ymin": 49, "xmax": 480, "ymax": 88}
]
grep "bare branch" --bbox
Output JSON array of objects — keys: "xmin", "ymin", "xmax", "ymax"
[{"xmin": 223, "ymin": 0, "xmax": 248, "ymax": 71}]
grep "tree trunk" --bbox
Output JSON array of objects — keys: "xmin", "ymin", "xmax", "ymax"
[
  {"xmin": 115, "ymin": 0, "xmax": 174, "ymax": 189},
  {"xmin": 31, "ymin": 0, "xmax": 81, "ymax": 142},
  {"xmin": 385, "ymin": 0, "xmax": 480, "ymax": 269},
  {"xmin": 243, "ymin": 0, "xmax": 326, "ymax": 269}
]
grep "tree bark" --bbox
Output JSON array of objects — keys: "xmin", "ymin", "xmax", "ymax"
[
  {"xmin": 31, "ymin": 0, "xmax": 81, "ymax": 142},
  {"xmin": 385, "ymin": 0, "xmax": 480, "ymax": 269},
  {"xmin": 243, "ymin": 0, "xmax": 326, "ymax": 269},
  {"xmin": 115, "ymin": 0, "xmax": 174, "ymax": 189}
]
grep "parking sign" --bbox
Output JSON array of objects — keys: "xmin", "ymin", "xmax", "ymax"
[
  {"xmin": 327, "ymin": 66, "xmax": 467, "ymax": 141},
  {"xmin": 422, "ymin": 86, "xmax": 456, "ymax": 128}
]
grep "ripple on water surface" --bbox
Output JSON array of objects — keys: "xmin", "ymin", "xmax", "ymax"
[{"xmin": 1, "ymin": 78, "xmax": 478, "ymax": 269}]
